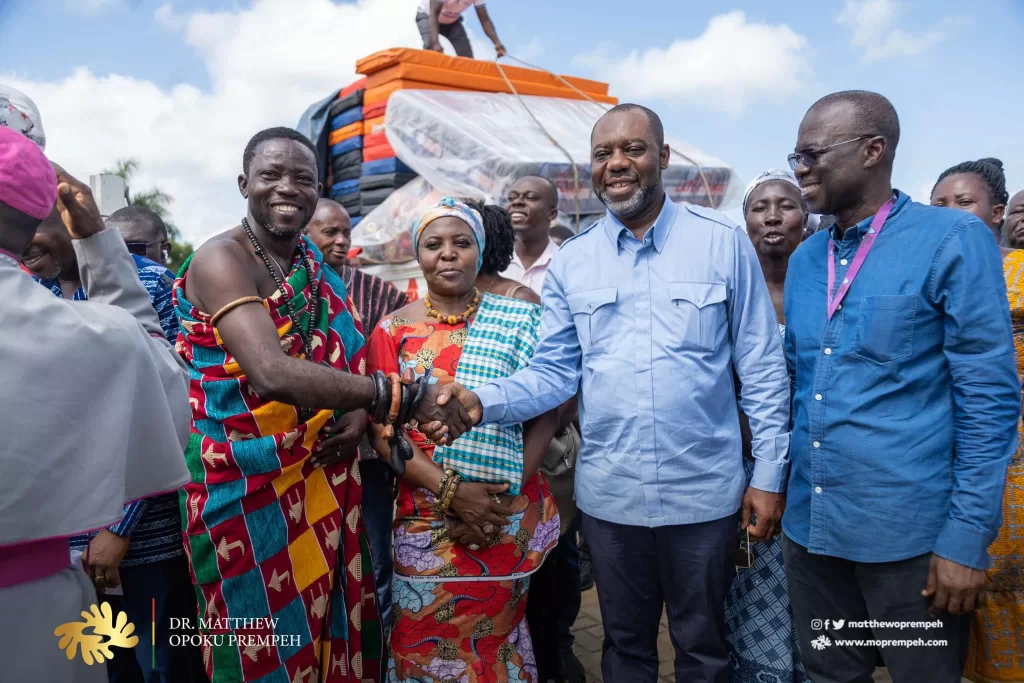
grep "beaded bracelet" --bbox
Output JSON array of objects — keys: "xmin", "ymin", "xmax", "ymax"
[
  {"xmin": 434, "ymin": 470, "xmax": 452, "ymax": 512},
  {"xmin": 437, "ymin": 469, "xmax": 460, "ymax": 516}
]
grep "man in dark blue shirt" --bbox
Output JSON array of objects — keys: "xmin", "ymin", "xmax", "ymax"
[{"xmin": 782, "ymin": 90, "xmax": 1020, "ymax": 683}]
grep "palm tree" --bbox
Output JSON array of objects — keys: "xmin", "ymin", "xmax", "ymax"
[{"xmin": 105, "ymin": 157, "xmax": 193, "ymax": 271}]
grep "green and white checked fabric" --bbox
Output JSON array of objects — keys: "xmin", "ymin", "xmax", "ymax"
[{"xmin": 432, "ymin": 293, "xmax": 541, "ymax": 495}]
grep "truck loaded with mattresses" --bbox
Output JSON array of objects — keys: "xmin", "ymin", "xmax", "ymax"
[{"xmin": 302, "ymin": 48, "xmax": 741, "ymax": 273}]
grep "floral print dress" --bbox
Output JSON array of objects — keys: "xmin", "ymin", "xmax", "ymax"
[{"xmin": 366, "ymin": 315, "xmax": 560, "ymax": 683}]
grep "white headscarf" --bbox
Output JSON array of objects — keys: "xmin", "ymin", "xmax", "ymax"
[
  {"xmin": 742, "ymin": 168, "xmax": 823, "ymax": 238},
  {"xmin": 0, "ymin": 84, "xmax": 45, "ymax": 151},
  {"xmin": 742, "ymin": 168, "xmax": 800, "ymax": 213}
]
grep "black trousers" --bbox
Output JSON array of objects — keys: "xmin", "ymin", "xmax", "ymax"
[
  {"xmin": 526, "ymin": 514, "xmax": 582, "ymax": 681},
  {"xmin": 581, "ymin": 511, "xmax": 738, "ymax": 683},
  {"xmin": 103, "ymin": 555, "xmax": 206, "ymax": 683},
  {"xmin": 414, "ymin": 13, "xmax": 474, "ymax": 58},
  {"xmin": 781, "ymin": 534, "xmax": 972, "ymax": 683}
]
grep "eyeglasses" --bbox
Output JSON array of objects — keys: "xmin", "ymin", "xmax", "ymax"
[
  {"xmin": 787, "ymin": 135, "xmax": 878, "ymax": 171},
  {"xmin": 124, "ymin": 240, "xmax": 166, "ymax": 257},
  {"xmin": 735, "ymin": 527, "xmax": 756, "ymax": 572}
]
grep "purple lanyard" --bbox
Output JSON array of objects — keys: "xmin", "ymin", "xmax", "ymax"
[{"xmin": 826, "ymin": 196, "xmax": 897, "ymax": 320}]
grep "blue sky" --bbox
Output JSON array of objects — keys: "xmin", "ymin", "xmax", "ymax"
[{"xmin": 1, "ymin": 0, "xmax": 1022, "ymax": 243}]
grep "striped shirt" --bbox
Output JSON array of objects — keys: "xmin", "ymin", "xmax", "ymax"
[
  {"xmin": 338, "ymin": 265, "xmax": 408, "ymax": 462},
  {"xmin": 38, "ymin": 255, "xmax": 185, "ymax": 566},
  {"xmin": 338, "ymin": 265, "xmax": 408, "ymax": 334}
]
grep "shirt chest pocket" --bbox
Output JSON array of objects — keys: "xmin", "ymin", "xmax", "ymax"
[
  {"xmin": 667, "ymin": 281, "xmax": 728, "ymax": 351},
  {"xmin": 853, "ymin": 295, "xmax": 918, "ymax": 365},
  {"xmin": 567, "ymin": 287, "xmax": 618, "ymax": 355}
]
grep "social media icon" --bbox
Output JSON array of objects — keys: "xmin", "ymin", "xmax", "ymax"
[
  {"xmin": 824, "ymin": 619, "xmax": 831, "ymax": 630},
  {"xmin": 811, "ymin": 619, "xmax": 823, "ymax": 631},
  {"xmin": 810, "ymin": 635, "xmax": 832, "ymax": 651},
  {"xmin": 832, "ymin": 619, "xmax": 845, "ymax": 630}
]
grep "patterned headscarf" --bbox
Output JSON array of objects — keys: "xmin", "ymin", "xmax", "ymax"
[
  {"xmin": 742, "ymin": 168, "xmax": 801, "ymax": 214},
  {"xmin": 0, "ymin": 84, "xmax": 45, "ymax": 151},
  {"xmin": 412, "ymin": 196, "xmax": 486, "ymax": 270}
]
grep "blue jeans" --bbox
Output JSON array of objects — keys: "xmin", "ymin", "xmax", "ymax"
[
  {"xmin": 360, "ymin": 458, "xmax": 395, "ymax": 632},
  {"xmin": 103, "ymin": 555, "xmax": 206, "ymax": 683}
]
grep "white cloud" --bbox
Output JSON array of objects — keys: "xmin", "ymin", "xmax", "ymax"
[
  {"xmin": 7, "ymin": 0, "xmax": 425, "ymax": 244},
  {"xmin": 154, "ymin": 2, "xmax": 184, "ymax": 31},
  {"xmin": 573, "ymin": 11, "xmax": 812, "ymax": 115},
  {"xmin": 837, "ymin": 0, "xmax": 943, "ymax": 62}
]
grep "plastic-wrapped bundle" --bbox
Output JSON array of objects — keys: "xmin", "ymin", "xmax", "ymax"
[
  {"xmin": 385, "ymin": 90, "xmax": 740, "ymax": 215},
  {"xmin": 351, "ymin": 90, "xmax": 741, "ymax": 263},
  {"xmin": 352, "ymin": 177, "xmax": 442, "ymax": 264}
]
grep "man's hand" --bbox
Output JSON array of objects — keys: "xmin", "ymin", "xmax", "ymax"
[
  {"xmin": 741, "ymin": 487, "xmax": 785, "ymax": 542},
  {"xmin": 494, "ymin": 43, "xmax": 507, "ymax": 57},
  {"xmin": 83, "ymin": 530, "xmax": 130, "ymax": 590},
  {"xmin": 51, "ymin": 163, "xmax": 106, "ymax": 240},
  {"xmin": 429, "ymin": 41, "xmax": 444, "ymax": 53},
  {"xmin": 414, "ymin": 383, "xmax": 476, "ymax": 445},
  {"xmin": 311, "ymin": 409, "xmax": 368, "ymax": 468},
  {"xmin": 923, "ymin": 555, "xmax": 988, "ymax": 615}
]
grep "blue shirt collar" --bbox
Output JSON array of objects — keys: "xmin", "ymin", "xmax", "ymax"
[
  {"xmin": 604, "ymin": 193, "xmax": 678, "ymax": 253},
  {"xmin": 830, "ymin": 190, "xmax": 910, "ymax": 243}
]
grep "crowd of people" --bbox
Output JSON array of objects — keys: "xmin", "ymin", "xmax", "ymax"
[{"xmin": 1, "ymin": 80, "xmax": 1022, "ymax": 683}]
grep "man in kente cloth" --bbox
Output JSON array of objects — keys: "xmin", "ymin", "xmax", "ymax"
[{"xmin": 174, "ymin": 127, "xmax": 472, "ymax": 683}]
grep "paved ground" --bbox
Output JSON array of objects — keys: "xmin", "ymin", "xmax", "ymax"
[{"xmin": 567, "ymin": 587, "xmax": 905, "ymax": 682}]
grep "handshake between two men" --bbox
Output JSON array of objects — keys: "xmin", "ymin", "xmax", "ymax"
[{"xmin": 415, "ymin": 379, "xmax": 484, "ymax": 445}]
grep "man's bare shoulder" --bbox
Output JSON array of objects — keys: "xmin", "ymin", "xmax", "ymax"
[
  {"xmin": 183, "ymin": 227, "xmax": 259, "ymax": 310},
  {"xmin": 189, "ymin": 227, "xmax": 248, "ymax": 265}
]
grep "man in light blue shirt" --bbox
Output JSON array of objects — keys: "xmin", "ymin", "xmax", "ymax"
[{"xmin": 436, "ymin": 104, "xmax": 791, "ymax": 683}]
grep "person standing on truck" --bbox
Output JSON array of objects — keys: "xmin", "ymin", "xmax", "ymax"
[{"xmin": 416, "ymin": 0, "xmax": 506, "ymax": 59}]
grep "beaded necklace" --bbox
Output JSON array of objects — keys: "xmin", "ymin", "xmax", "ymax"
[
  {"xmin": 423, "ymin": 288, "xmax": 480, "ymax": 325},
  {"xmin": 241, "ymin": 218, "xmax": 321, "ymax": 362}
]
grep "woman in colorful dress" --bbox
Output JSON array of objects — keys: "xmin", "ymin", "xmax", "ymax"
[
  {"xmin": 932, "ymin": 159, "xmax": 1023, "ymax": 683},
  {"xmin": 725, "ymin": 169, "xmax": 810, "ymax": 683},
  {"xmin": 366, "ymin": 197, "xmax": 561, "ymax": 683}
]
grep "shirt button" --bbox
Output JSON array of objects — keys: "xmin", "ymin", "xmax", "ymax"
[
  {"xmin": 814, "ymin": 486, "xmax": 823, "ymax": 494},
  {"xmin": 837, "ymin": 304, "xmax": 843, "ymax": 310},
  {"xmin": 813, "ymin": 441, "xmax": 821, "ymax": 448},
  {"xmin": 824, "ymin": 348, "xmax": 832, "ymax": 355},
  {"xmin": 815, "ymin": 393, "xmax": 822, "ymax": 400},
  {"xmin": 840, "ymin": 259, "xmax": 848, "ymax": 266}
]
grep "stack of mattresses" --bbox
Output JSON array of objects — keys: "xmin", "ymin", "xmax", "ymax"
[
  {"xmin": 327, "ymin": 78, "xmax": 367, "ymax": 224},
  {"xmin": 352, "ymin": 49, "xmax": 618, "ymax": 220}
]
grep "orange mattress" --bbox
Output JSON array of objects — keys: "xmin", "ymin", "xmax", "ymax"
[
  {"xmin": 363, "ymin": 142, "xmax": 397, "ymax": 163},
  {"xmin": 364, "ymin": 131, "xmax": 389, "ymax": 149},
  {"xmin": 363, "ymin": 116, "xmax": 386, "ymax": 137},
  {"xmin": 357, "ymin": 48, "xmax": 609, "ymax": 96},
  {"xmin": 339, "ymin": 77, "xmax": 367, "ymax": 98},
  {"xmin": 363, "ymin": 79, "xmax": 470, "ymax": 106},
  {"xmin": 363, "ymin": 101, "xmax": 388, "ymax": 120},
  {"xmin": 365, "ymin": 63, "xmax": 617, "ymax": 104},
  {"xmin": 327, "ymin": 122, "xmax": 362, "ymax": 146}
]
